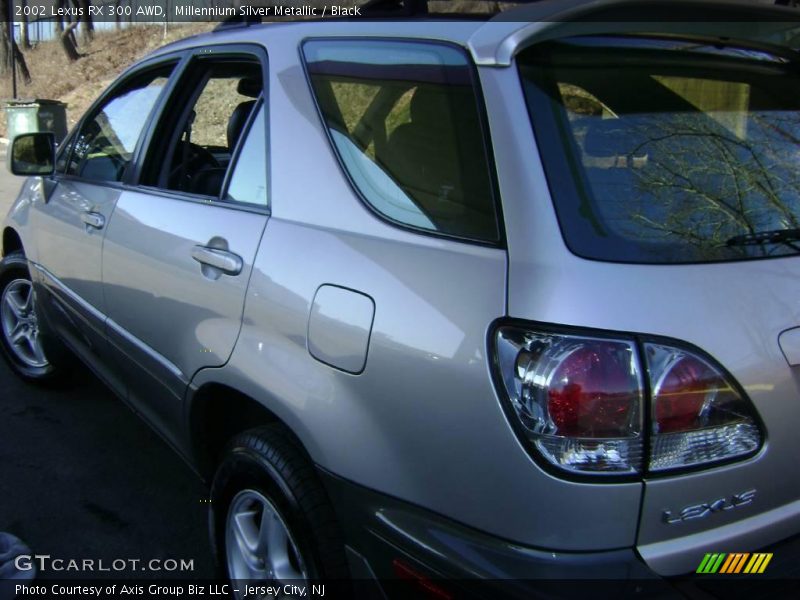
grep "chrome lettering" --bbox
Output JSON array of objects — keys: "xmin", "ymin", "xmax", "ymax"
[{"xmin": 661, "ymin": 489, "xmax": 756, "ymax": 525}]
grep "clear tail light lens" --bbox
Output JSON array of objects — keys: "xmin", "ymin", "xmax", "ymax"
[
  {"xmin": 496, "ymin": 328, "xmax": 643, "ymax": 475},
  {"xmin": 493, "ymin": 325, "xmax": 763, "ymax": 478},
  {"xmin": 645, "ymin": 343, "xmax": 761, "ymax": 472}
]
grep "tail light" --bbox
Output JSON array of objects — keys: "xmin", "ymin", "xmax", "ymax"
[
  {"xmin": 645, "ymin": 343, "xmax": 761, "ymax": 472},
  {"xmin": 493, "ymin": 324, "xmax": 762, "ymax": 478}
]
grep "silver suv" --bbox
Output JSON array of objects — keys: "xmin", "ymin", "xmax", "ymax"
[{"xmin": 2, "ymin": 0, "xmax": 800, "ymax": 596}]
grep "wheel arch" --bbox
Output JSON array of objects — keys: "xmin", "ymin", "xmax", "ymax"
[
  {"xmin": 2, "ymin": 228, "xmax": 23, "ymax": 258},
  {"xmin": 188, "ymin": 383, "xmax": 309, "ymax": 482}
]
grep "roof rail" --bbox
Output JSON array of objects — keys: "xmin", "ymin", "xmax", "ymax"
[
  {"xmin": 360, "ymin": 0, "xmax": 549, "ymax": 18},
  {"xmin": 361, "ymin": 0, "xmax": 428, "ymax": 16}
]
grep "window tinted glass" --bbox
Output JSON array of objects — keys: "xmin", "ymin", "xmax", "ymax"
[
  {"xmin": 520, "ymin": 36, "xmax": 800, "ymax": 264},
  {"xmin": 55, "ymin": 129, "xmax": 75, "ymax": 174},
  {"xmin": 141, "ymin": 60, "xmax": 262, "ymax": 198},
  {"xmin": 226, "ymin": 105, "xmax": 267, "ymax": 207},
  {"xmin": 304, "ymin": 40, "xmax": 499, "ymax": 242},
  {"xmin": 67, "ymin": 66, "xmax": 173, "ymax": 182}
]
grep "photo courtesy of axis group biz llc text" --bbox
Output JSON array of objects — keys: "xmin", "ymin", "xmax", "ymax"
[{"xmin": 2, "ymin": 1, "xmax": 800, "ymax": 599}]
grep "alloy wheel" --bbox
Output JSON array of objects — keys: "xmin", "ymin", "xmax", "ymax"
[
  {"xmin": 1, "ymin": 278, "xmax": 48, "ymax": 369},
  {"xmin": 226, "ymin": 489, "xmax": 308, "ymax": 597}
]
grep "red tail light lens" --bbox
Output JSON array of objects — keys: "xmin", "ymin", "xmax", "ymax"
[
  {"xmin": 652, "ymin": 354, "xmax": 719, "ymax": 433},
  {"xmin": 497, "ymin": 328, "xmax": 643, "ymax": 475},
  {"xmin": 645, "ymin": 343, "xmax": 761, "ymax": 472},
  {"xmin": 493, "ymin": 324, "xmax": 763, "ymax": 478},
  {"xmin": 547, "ymin": 344, "xmax": 640, "ymax": 438}
]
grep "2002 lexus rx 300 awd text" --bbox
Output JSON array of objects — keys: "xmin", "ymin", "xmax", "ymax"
[{"xmin": 2, "ymin": 0, "xmax": 800, "ymax": 597}]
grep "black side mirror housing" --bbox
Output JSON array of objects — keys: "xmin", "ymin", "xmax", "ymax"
[{"xmin": 8, "ymin": 132, "xmax": 55, "ymax": 177}]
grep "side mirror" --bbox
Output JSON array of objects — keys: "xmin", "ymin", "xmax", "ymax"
[{"xmin": 8, "ymin": 132, "xmax": 55, "ymax": 177}]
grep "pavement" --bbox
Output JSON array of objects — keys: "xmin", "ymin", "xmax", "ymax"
[{"xmin": 0, "ymin": 142, "xmax": 217, "ymax": 580}]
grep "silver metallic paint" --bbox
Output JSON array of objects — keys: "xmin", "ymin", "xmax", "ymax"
[
  {"xmin": 101, "ymin": 190, "xmax": 267, "ymax": 434},
  {"xmin": 486, "ymin": 53, "xmax": 800, "ymax": 571},
  {"xmin": 2, "ymin": 11, "xmax": 798, "ymax": 575}
]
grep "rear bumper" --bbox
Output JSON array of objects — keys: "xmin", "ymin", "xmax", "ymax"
[
  {"xmin": 638, "ymin": 497, "xmax": 800, "ymax": 577},
  {"xmin": 319, "ymin": 469, "xmax": 800, "ymax": 599},
  {"xmin": 319, "ymin": 469, "xmax": 669, "ymax": 599}
]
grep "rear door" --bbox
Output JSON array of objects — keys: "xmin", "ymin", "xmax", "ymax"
[
  {"xmin": 31, "ymin": 58, "xmax": 177, "ymax": 392},
  {"xmin": 101, "ymin": 46, "xmax": 269, "ymax": 439}
]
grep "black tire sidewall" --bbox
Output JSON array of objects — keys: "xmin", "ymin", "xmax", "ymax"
[{"xmin": 211, "ymin": 438, "xmax": 328, "ymax": 583}]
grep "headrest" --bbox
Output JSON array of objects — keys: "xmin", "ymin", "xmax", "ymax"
[
  {"xmin": 237, "ymin": 77, "xmax": 262, "ymax": 98},
  {"xmin": 582, "ymin": 118, "xmax": 643, "ymax": 158},
  {"xmin": 410, "ymin": 87, "xmax": 451, "ymax": 129},
  {"xmin": 227, "ymin": 100, "xmax": 257, "ymax": 149}
]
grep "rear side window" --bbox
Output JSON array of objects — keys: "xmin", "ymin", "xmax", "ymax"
[
  {"xmin": 303, "ymin": 40, "xmax": 499, "ymax": 242},
  {"xmin": 520, "ymin": 36, "xmax": 800, "ymax": 264}
]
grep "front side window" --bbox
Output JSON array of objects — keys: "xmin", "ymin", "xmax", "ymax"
[
  {"xmin": 304, "ymin": 40, "xmax": 499, "ymax": 242},
  {"xmin": 66, "ymin": 64, "xmax": 174, "ymax": 182},
  {"xmin": 55, "ymin": 129, "xmax": 76, "ymax": 174},
  {"xmin": 520, "ymin": 36, "xmax": 800, "ymax": 264}
]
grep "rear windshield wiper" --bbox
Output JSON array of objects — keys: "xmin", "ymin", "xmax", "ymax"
[{"xmin": 726, "ymin": 228, "xmax": 800, "ymax": 251}]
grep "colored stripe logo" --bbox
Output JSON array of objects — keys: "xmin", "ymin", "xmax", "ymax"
[{"xmin": 696, "ymin": 553, "xmax": 773, "ymax": 574}]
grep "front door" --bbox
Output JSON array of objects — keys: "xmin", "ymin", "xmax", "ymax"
[
  {"xmin": 32, "ymin": 60, "xmax": 177, "ymax": 392},
  {"xmin": 100, "ymin": 48, "xmax": 270, "ymax": 440}
]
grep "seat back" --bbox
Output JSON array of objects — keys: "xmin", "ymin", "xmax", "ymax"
[
  {"xmin": 227, "ymin": 100, "xmax": 257, "ymax": 150},
  {"xmin": 385, "ymin": 87, "xmax": 460, "ymax": 203}
]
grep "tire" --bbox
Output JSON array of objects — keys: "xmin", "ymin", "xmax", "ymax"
[
  {"xmin": 0, "ymin": 251, "xmax": 66, "ymax": 382},
  {"xmin": 211, "ymin": 425, "xmax": 349, "ymax": 595}
]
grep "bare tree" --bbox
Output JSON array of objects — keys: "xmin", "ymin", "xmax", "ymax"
[
  {"xmin": 0, "ymin": 0, "xmax": 33, "ymax": 84},
  {"xmin": 19, "ymin": 0, "xmax": 32, "ymax": 50},
  {"xmin": 618, "ymin": 113, "xmax": 800, "ymax": 259},
  {"xmin": 56, "ymin": 0, "xmax": 82, "ymax": 61},
  {"xmin": 79, "ymin": 0, "xmax": 95, "ymax": 44}
]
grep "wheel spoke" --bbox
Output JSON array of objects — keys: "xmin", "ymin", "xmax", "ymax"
[
  {"xmin": 260, "ymin": 510, "xmax": 303, "ymax": 583},
  {"xmin": 234, "ymin": 509, "xmax": 260, "ymax": 553},
  {"xmin": 257, "ymin": 508, "xmax": 284, "ymax": 554},
  {"xmin": 21, "ymin": 285, "xmax": 34, "ymax": 313},
  {"xmin": 227, "ymin": 490, "xmax": 308, "ymax": 591},
  {"xmin": 4, "ymin": 290, "xmax": 25, "ymax": 319},
  {"xmin": 9, "ymin": 322, "xmax": 26, "ymax": 344},
  {"xmin": 28, "ymin": 331, "xmax": 47, "ymax": 366},
  {"xmin": 269, "ymin": 540, "xmax": 294, "ymax": 582}
]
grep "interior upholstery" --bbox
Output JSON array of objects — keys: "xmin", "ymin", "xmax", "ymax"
[
  {"xmin": 227, "ymin": 100, "xmax": 258, "ymax": 150},
  {"xmin": 385, "ymin": 87, "xmax": 460, "ymax": 204}
]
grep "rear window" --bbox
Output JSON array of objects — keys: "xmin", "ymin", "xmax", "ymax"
[{"xmin": 520, "ymin": 36, "xmax": 800, "ymax": 264}]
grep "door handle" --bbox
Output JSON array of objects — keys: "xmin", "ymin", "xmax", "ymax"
[
  {"xmin": 191, "ymin": 245, "xmax": 243, "ymax": 276},
  {"xmin": 80, "ymin": 211, "xmax": 105, "ymax": 230}
]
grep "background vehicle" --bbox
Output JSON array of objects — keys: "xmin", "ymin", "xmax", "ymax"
[{"xmin": 2, "ymin": 1, "xmax": 800, "ymax": 597}]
